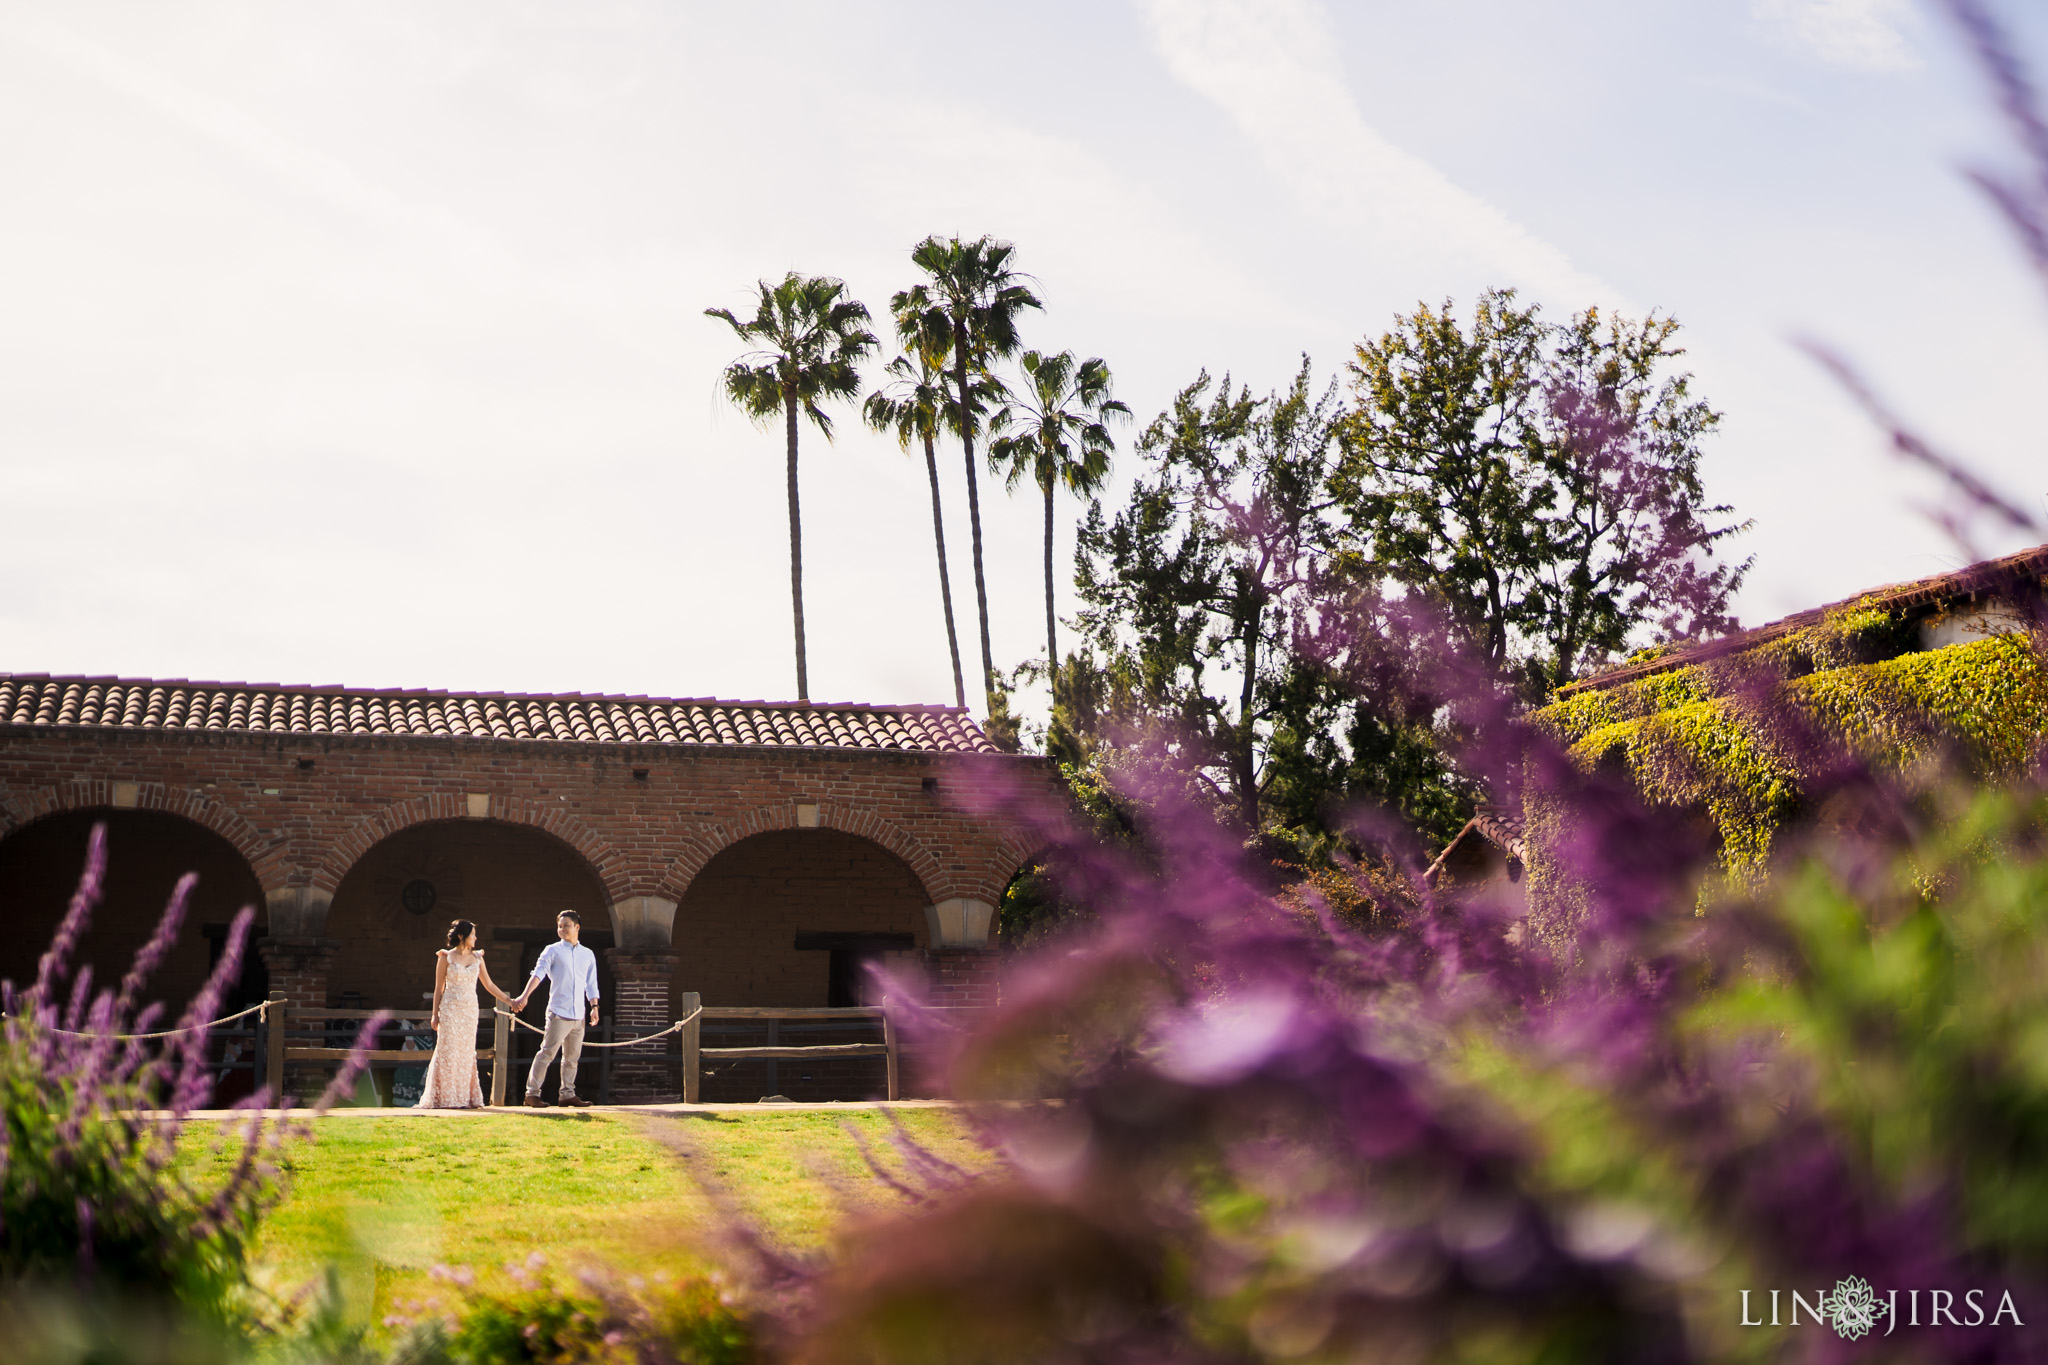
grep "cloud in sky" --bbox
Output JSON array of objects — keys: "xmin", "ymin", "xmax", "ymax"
[
  {"xmin": 0, "ymin": 0, "xmax": 2036, "ymax": 710},
  {"xmin": 1749, "ymin": 0, "xmax": 1920, "ymax": 72},
  {"xmin": 1133, "ymin": 0, "xmax": 1617, "ymax": 312},
  {"xmin": 0, "ymin": 11, "xmax": 526, "ymax": 287}
]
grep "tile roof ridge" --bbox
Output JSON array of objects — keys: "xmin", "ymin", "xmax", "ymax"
[
  {"xmin": 0, "ymin": 673, "xmax": 977, "ymax": 715},
  {"xmin": 1555, "ymin": 540, "xmax": 2048, "ymax": 698}
]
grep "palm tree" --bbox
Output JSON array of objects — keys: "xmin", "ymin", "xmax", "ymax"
[
  {"xmin": 892, "ymin": 237, "xmax": 1042, "ymax": 715},
  {"xmin": 990, "ymin": 350, "xmax": 1129, "ymax": 702},
  {"xmin": 706, "ymin": 273, "xmax": 877, "ymax": 702},
  {"xmin": 863, "ymin": 315, "xmax": 1001, "ymax": 711}
]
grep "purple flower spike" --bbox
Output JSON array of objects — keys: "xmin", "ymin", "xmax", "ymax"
[
  {"xmin": 166, "ymin": 905, "xmax": 255, "ymax": 1119},
  {"xmin": 31, "ymin": 821, "xmax": 105, "ymax": 1012},
  {"xmin": 309, "ymin": 1013, "xmax": 392, "ymax": 1115},
  {"xmin": 117, "ymin": 871, "xmax": 195, "ymax": 1018}
]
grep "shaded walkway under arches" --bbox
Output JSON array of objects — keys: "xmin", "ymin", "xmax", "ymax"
[
  {"xmin": 0, "ymin": 808, "xmax": 266, "ymax": 1013},
  {"xmin": 325, "ymin": 819, "xmax": 612, "ymax": 1012},
  {"xmin": 674, "ymin": 828, "xmax": 931, "ymax": 1012}
]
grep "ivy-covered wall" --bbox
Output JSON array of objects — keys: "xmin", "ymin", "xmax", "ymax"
[{"xmin": 1531, "ymin": 607, "xmax": 2048, "ymax": 889}]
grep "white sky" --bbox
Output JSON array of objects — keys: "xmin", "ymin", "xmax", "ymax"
[{"xmin": 2, "ymin": 0, "xmax": 2045, "ymax": 724}]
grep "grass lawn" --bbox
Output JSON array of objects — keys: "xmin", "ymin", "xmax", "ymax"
[{"xmin": 178, "ymin": 1108, "xmax": 987, "ymax": 1330}]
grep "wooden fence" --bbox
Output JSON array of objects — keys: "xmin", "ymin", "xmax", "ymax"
[
  {"xmin": 677, "ymin": 993, "xmax": 900, "ymax": 1102},
  {"xmin": 262, "ymin": 990, "xmax": 516, "ymax": 1104},
  {"xmin": 258, "ymin": 989, "xmax": 900, "ymax": 1105}
]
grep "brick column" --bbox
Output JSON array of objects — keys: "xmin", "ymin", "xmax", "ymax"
[
  {"xmin": 258, "ymin": 936, "xmax": 338, "ymax": 1011},
  {"xmin": 258, "ymin": 937, "xmax": 339, "ymax": 1101},
  {"xmin": 606, "ymin": 949, "xmax": 679, "ymax": 1103},
  {"xmin": 923, "ymin": 947, "xmax": 1000, "ymax": 1009},
  {"xmin": 910, "ymin": 948, "xmax": 1000, "ymax": 1098}
]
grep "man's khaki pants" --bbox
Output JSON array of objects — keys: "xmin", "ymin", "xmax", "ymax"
[{"xmin": 527, "ymin": 1014, "xmax": 586, "ymax": 1099}]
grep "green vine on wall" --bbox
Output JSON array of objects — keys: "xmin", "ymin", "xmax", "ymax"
[{"xmin": 1535, "ymin": 610, "xmax": 2048, "ymax": 880}]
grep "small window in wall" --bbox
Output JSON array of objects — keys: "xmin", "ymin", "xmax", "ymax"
[{"xmin": 794, "ymin": 932, "xmax": 916, "ymax": 1007}]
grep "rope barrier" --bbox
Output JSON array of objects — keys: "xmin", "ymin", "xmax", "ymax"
[
  {"xmin": 490, "ymin": 1005, "xmax": 702, "ymax": 1048},
  {"xmin": 0, "ymin": 998, "xmax": 273, "ymax": 1041},
  {"xmin": 13, "ymin": 1000, "xmax": 722, "ymax": 1050}
]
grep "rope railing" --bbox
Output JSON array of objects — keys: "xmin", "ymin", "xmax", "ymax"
[
  {"xmin": 1, "ymin": 998, "xmax": 273, "ymax": 1041},
  {"xmin": 490, "ymin": 1005, "xmax": 702, "ymax": 1048}
]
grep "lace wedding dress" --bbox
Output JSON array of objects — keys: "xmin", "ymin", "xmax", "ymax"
[{"xmin": 415, "ymin": 951, "xmax": 487, "ymax": 1109}]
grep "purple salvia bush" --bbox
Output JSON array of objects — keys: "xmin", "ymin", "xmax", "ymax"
[
  {"xmin": 0, "ymin": 822, "xmax": 386, "ymax": 1325},
  {"xmin": 761, "ymin": 257, "xmax": 2048, "ymax": 1360},
  {"xmin": 777, "ymin": 623, "xmax": 2048, "ymax": 1363}
]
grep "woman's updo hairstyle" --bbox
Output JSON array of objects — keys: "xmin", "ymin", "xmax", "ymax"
[{"xmin": 446, "ymin": 919, "xmax": 477, "ymax": 950}]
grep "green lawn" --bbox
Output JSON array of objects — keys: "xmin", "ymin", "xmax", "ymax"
[{"xmin": 178, "ymin": 1108, "xmax": 987, "ymax": 1330}]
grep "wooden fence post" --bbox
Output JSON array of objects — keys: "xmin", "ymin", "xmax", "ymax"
[
  {"xmin": 265, "ymin": 990, "xmax": 287, "ymax": 1107},
  {"xmin": 883, "ymin": 1009, "xmax": 899, "ymax": 1103},
  {"xmin": 490, "ymin": 1008, "xmax": 511, "ymax": 1107},
  {"xmin": 680, "ymin": 991, "xmax": 701, "ymax": 1105}
]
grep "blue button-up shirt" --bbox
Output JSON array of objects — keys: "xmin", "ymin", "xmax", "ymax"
[{"xmin": 530, "ymin": 940, "xmax": 600, "ymax": 1020}]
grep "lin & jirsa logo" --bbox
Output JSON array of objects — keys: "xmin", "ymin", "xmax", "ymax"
[{"xmin": 1742, "ymin": 1276, "xmax": 2024, "ymax": 1339}]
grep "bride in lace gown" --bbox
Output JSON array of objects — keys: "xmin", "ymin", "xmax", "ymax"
[{"xmin": 417, "ymin": 919, "xmax": 512, "ymax": 1109}]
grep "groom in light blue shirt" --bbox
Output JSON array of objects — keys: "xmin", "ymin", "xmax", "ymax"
[{"xmin": 513, "ymin": 909, "xmax": 601, "ymax": 1107}]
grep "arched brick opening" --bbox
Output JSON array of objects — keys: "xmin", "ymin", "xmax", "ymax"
[
  {"xmin": 315, "ymin": 796, "xmax": 631, "ymax": 903},
  {"xmin": 0, "ymin": 782, "xmax": 280, "ymax": 890},
  {"xmin": 657, "ymin": 803, "xmax": 944, "ymax": 906},
  {"xmin": 673, "ymin": 828, "xmax": 933, "ymax": 1011},
  {"xmin": 994, "ymin": 844, "xmax": 1063, "ymax": 949},
  {"xmin": 0, "ymin": 808, "xmax": 267, "ymax": 1017},
  {"xmin": 324, "ymin": 819, "xmax": 611, "ymax": 1012}
]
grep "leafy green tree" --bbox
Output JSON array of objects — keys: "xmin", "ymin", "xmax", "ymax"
[
  {"xmin": 706, "ymin": 273, "xmax": 878, "ymax": 701},
  {"xmin": 1339, "ymin": 289, "xmax": 1749, "ymax": 697},
  {"xmin": 1068, "ymin": 363, "xmax": 1348, "ymax": 833},
  {"xmin": 893, "ymin": 236, "xmax": 1043, "ymax": 715},
  {"xmin": 1064, "ymin": 362, "xmax": 1480, "ymax": 850},
  {"xmin": 990, "ymin": 350, "xmax": 1130, "ymax": 701}
]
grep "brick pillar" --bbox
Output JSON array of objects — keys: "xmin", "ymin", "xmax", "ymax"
[
  {"xmin": 923, "ymin": 947, "xmax": 1000, "ymax": 1009},
  {"xmin": 606, "ymin": 950, "xmax": 679, "ymax": 1103},
  {"xmin": 258, "ymin": 936, "xmax": 338, "ymax": 1011},
  {"xmin": 912, "ymin": 948, "xmax": 999, "ymax": 1098},
  {"xmin": 258, "ymin": 937, "xmax": 339, "ymax": 1101}
]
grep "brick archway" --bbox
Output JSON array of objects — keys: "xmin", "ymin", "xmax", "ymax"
[
  {"xmin": 0, "ymin": 781, "xmax": 279, "ymax": 888},
  {"xmin": 655, "ymin": 800, "xmax": 942, "ymax": 905},
  {"xmin": 315, "ymin": 794, "xmax": 631, "ymax": 902},
  {"xmin": 0, "ymin": 804, "xmax": 271, "ymax": 1024}
]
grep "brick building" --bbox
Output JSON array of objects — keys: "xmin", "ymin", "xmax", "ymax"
[{"xmin": 0, "ymin": 675, "xmax": 1057, "ymax": 1100}]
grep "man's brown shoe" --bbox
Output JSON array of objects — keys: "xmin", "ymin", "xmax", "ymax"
[
  {"xmin": 524, "ymin": 1094, "xmax": 547, "ymax": 1108},
  {"xmin": 560, "ymin": 1096, "xmax": 593, "ymax": 1108}
]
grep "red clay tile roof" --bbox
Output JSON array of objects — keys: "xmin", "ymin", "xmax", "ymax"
[
  {"xmin": 0, "ymin": 675, "xmax": 1000, "ymax": 755},
  {"xmin": 1423, "ymin": 803, "xmax": 1527, "ymax": 886},
  {"xmin": 1556, "ymin": 541, "xmax": 2048, "ymax": 698}
]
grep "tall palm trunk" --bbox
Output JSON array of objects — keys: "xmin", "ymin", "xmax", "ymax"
[
  {"xmin": 1042, "ymin": 473, "xmax": 1058, "ymax": 708},
  {"xmin": 955, "ymin": 322, "xmax": 997, "ymax": 712},
  {"xmin": 923, "ymin": 430, "xmax": 967, "ymax": 709},
  {"xmin": 785, "ymin": 390, "xmax": 809, "ymax": 701}
]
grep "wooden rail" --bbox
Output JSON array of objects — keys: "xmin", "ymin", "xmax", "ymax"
[
  {"xmin": 262, "ymin": 992, "xmax": 898, "ymax": 1105},
  {"xmin": 263, "ymin": 992, "xmax": 516, "ymax": 1103},
  {"xmin": 700, "ymin": 1044, "xmax": 890, "ymax": 1059},
  {"xmin": 681, "ymin": 997, "xmax": 898, "ymax": 1102}
]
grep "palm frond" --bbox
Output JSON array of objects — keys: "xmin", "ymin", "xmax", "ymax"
[
  {"xmin": 989, "ymin": 348, "xmax": 1129, "ymax": 494},
  {"xmin": 706, "ymin": 271, "xmax": 878, "ymax": 436}
]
